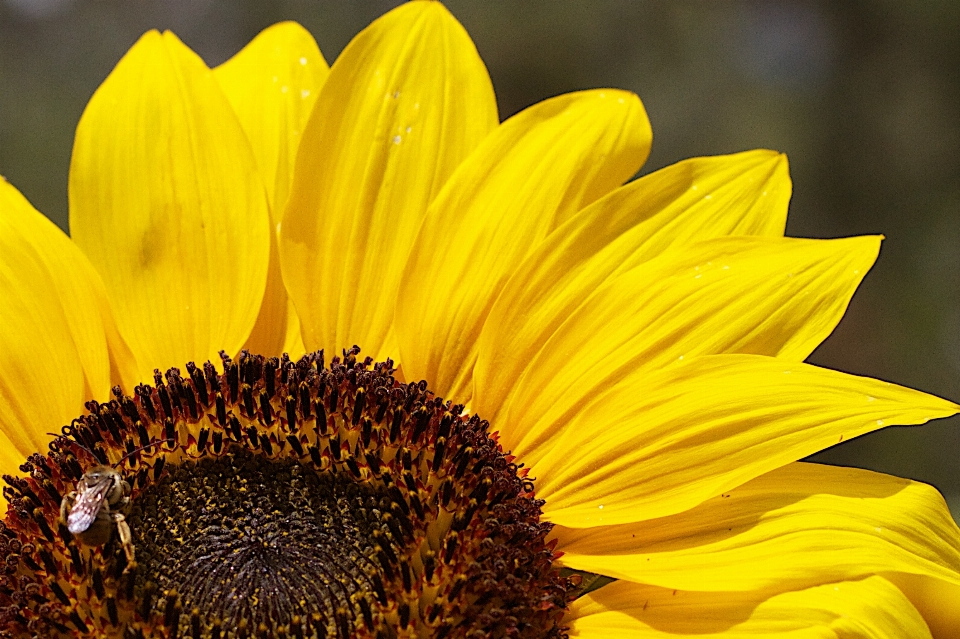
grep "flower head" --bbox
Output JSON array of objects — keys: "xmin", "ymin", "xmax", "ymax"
[{"xmin": 1, "ymin": 3, "xmax": 959, "ymax": 638}]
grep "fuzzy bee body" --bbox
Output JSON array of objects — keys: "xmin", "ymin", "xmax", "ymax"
[{"xmin": 60, "ymin": 465, "xmax": 135, "ymax": 566}]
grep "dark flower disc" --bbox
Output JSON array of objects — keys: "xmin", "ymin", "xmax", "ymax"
[{"xmin": 0, "ymin": 349, "xmax": 578, "ymax": 638}]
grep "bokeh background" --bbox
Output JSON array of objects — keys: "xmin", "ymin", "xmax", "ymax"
[{"xmin": 2, "ymin": 1, "xmax": 958, "ymax": 516}]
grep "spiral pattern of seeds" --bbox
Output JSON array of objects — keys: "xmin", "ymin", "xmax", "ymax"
[{"xmin": 133, "ymin": 452, "xmax": 399, "ymax": 635}]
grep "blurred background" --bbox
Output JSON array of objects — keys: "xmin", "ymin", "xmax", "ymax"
[{"xmin": 1, "ymin": 0, "xmax": 958, "ymax": 516}]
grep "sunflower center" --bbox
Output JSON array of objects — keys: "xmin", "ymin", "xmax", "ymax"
[
  {"xmin": 0, "ymin": 349, "xmax": 578, "ymax": 639},
  {"xmin": 131, "ymin": 450, "xmax": 397, "ymax": 636}
]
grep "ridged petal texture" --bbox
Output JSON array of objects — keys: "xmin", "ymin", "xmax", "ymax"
[
  {"xmin": 478, "ymin": 231, "xmax": 879, "ymax": 454},
  {"xmin": 397, "ymin": 89, "xmax": 652, "ymax": 399},
  {"xmin": 0, "ymin": 178, "xmax": 133, "ymax": 472},
  {"xmin": 69, "ymin": 30, "xmax": 271, "ymax": 386},
  {"xmin": 567, "ymin": 575, "xmax": 933, "ymax": 638},
  {"xmin": 472, "ymin": 150, "xmax": 792, "ymax": 419},
  {"xmin": 533, "ymin": 354, "xmax": 958, "ymax": 527},
  {"xmin": 492, "ymin": 234, "xmax": 883, "ymax": 460},
  {"xmin": 214, "ymin": 22, "xmax": 328, "ymax": 218},
  {"xmin": 280, "ymin": 2, "xmax": 497, "ymax": 365},
  {"xmin": 215, "ymin": 22, "xmax": 329, "ymax": 358},
  {"xmin": 555, "ymin": 462, "xmax": 960, "ymax": 593}
]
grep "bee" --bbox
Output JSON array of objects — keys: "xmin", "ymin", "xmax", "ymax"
[
  {"xmin": 52, "ymin": 434, "xmax": 171, "ymax": 569},
  {"xmin": 60, "ymin": 465, "xmax": 135, "ymax": 566}
]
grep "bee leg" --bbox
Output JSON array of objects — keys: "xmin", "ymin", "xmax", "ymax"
[
  {"xmin": 59, "ymin": 492, "xmax": 75, "ymax": 528},
  {"xmin": 111, "ymin": 512, "xmax": 136, "ymax": 569}
]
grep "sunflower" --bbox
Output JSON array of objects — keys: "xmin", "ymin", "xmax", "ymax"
[{"xmin": 1, "ymin": 2, "xmax": 958, "ymax": 638}]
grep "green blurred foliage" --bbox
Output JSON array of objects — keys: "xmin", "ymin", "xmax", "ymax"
[{"xmin": 1, "ymin": 0, "xmax": 957, "ymax": 512}]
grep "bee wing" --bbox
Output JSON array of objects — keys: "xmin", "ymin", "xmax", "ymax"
[{"xmin": 67, "ymin": 477, "xmax": 111, "ymax": 534}]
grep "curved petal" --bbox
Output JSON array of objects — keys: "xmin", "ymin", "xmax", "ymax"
[
  {"xmin": 397, "ymin": 89, "xmax": 652, "ymax": 400},
  {"xmin": 280, "ymin": 2, "xmax": 497, "ymax": 365},
  {"xmin": 0, "ymin": 177, "xmax": 133, "ymax": 465},
  {"xmin": 531, "ymin": 354, "xmax": 958, "ymax": 527},
  {"xmin": 0, "ymin": 429, "xmax": 25, "ymax": 481},
  {"xmin": 69, "ymin": 30, "xmax": 271, "ymax": 384},
  {"xmin": 214, "ymin": 21, "xmax": 328, "ymax": 219},
  {"xmin": 495, "ymin": 235, "xmax": 879, "ymax": 444},
  {"xmin": 887, "ymin": 574, "xmax": 960, "ymax": 639},
  {"xmin": 215, "ymin": 22, "xmax": 329, "ymax": 358},
  {"xmin": 473, "ymin": 150, "xmax": 790, "ymax": 418},
  {"xmin": 484, "ymin": 233, "xmax": 874, "ymax": 434},
  {"xmin": 567, "ymin": 576, "xmax": 931, "ymax": 639},
  {"xmin": 242, "ymin": 234, "xmax": 305, "ymax": 358},
  {"xmin": 554, "ymin": 463, "xmax": 960, "ymax": 597}
]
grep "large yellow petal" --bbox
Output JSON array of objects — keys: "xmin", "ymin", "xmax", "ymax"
[
  {"xmin": 0, "ymin": 177, "xmax": 132, "ymax": 468},
  {"xmin": 494, "ymin": 235, "xmax": 880, "ymax": 451},
  {"xmin": 69, "ymin": 30, "xmax": 270, "ymax": 384},
  {"xmin": 567, "ymin": 576, "xmax": 932, "ymax": 639},
  {"xmin": 214, "ymin": 22, "xmax": 329, "ymax": 359},
  {"xmin": 397, "ymin": 89, "xmax": 652, "ymax": 400},
  {"xmin": 475, "ymin": 150, "xmax": 790, "ymax": 417},
  {"xmin": 554, "ymin": 463, "xmax": 960, "ymax": 598},
  {"xmin": 214, "ymin": 21, "xmax": 328, "ymax": 218},
  {"xmin": 280, "ymin": 2, "xmax": 497, "ymax": 365},
  {"xmin": 468, "ymin": 149, "xmax": 791, "ymax": 418},
  {"xmin": 530, "ymin": 354, "xmax": 958, "ymax": 527}
]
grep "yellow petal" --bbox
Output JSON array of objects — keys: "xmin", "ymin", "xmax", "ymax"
[
  {"xmin": 611, "ymin": 150, "xmax": 790, "ymax": 260},
  {"xmin": 468, "ymin": 149, "xmax": 792, "ymax": 418},
  {"xmin": 567, "ymin": 576, "xmax": 932, "ymax": 639},
  {"xmin": 531, "ymin": 354, "xmax": 958, "ymax": 527},
  {"xmin": 888, "ymin": 574, "xmax": 960, "ymax": 639},
  {"xmin": 554, "ymin": 463, "xmax": 960, "ymax": 597},
  {"xmin": 241, "ymin": 232, "xmax": 304, "ymax": 358},
  {"xmin": 476, "ymin": 150, "xmax": 789, "ymax": 416},
  {"xmin": 397, "ymin": 89, "xmax": 652, "ymax": 400},
  {"xmin": 214, "ymin": 23, "xmax": 328, "ymax": 358},
  {"xmin": 0, "ymin": 429, "xmax": 25, "ymax": 481},
  {"xmin": 280, "ymin": 2, "xmax": 497, "ymax": 365},
  {"xmin": 69, "ymin": 30, "xmax": 271, "ymax": 383},
  {"xmin": 0, "ymin": 177, "xmax": 131, "ymax": 464},
  {"xmin": 214, "ymin": 21, "xmax": 328, "ymax": 219},
  {"xmin": 491, "ymin": 235, "xmax": 880, "ymax": 444}
]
